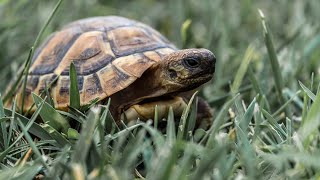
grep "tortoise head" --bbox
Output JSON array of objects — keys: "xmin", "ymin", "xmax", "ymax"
[{"xmin": 159, "ymin": 48, "xmax": 216, "ymax": 93}]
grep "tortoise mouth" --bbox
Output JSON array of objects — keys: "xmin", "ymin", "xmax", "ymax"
[
  {"xmin": 180, "ymin": 63, "xmax": 215, "ymax": 84},
  {"xmin": 180, "ymin": 73, "xmax": 214, "ymax": 89},
  {"xmin": 137, "ymin": 95, "xmax": 176, "ymax": 105}
]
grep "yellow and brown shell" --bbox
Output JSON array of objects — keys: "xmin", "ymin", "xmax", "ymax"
[{"xmin": 14, "ymin": 16, "xmax": 178, "ymax": 112}]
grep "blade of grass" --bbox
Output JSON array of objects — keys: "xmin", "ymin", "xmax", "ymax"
[
  {"xmin": 298, "ymin": 90, "xmax": 320, "ymax": 147},
  {"xmin": 141, "ymin": 124, "xmax": 165, "ymax": 151},
  {"xmin": 71, "ymin": 107, "xmax": 100, "ymax": 163},
  {"xmin": 115, "ymin": 129, "xmax": 149, "ymax": 170},
  {"xmin": 41, "ymin": 124, "xmax": 70, "ymax": 148},
  {"xmin": 283, "ymin": 89, "xmax": 303, "ymax": 109},
  {"xmin": 20, "ymin": 0, "xmax": 63, "ymax": 112},
  {"xmin": 80, "ymin": 97, "xmax": 100, "ymax": 112},
  {"xmin": 248, "ymin": 66, "xmax": 270, "ymax": 111},
  {"xmin": 186, "ymin": 97, "xmax": 198, "ymax": 134},
  {"xmin": 96, "ymin": 104, "xmax": 112, "ymax": 174},
  {"xmin": 0, "ymin": 117, "xmax": 11, "ymax": 123},
  {"xmin": 0, "ymin": 93, "xmax": 8, "ymax": 150},
  {"xmin": 299, "ymin": 81, "xmax": 316, "ymax": 101},
  {"xmin": 309, "ymin": 73, "xmax": 314, "ymax": 106},
  {"xmin": 190, "ymin": 144, "xmax": 228, "ymax": 179},
  {"xmin": 0, "ymin": 164, "xmax": 43, "ymax": 179},
  {"xmin": 146, "ymin": 143, "xmax": 178, "ymax": 180},
  {"xmin": 154, "ymin": 105, "xmax": 159, "ymax": 129},
  {"xmin": 69, "ymin": 62, "xmax": 80, "ymax": 110},
  {"xmin": 272, "ymin": 90, "xmax": 301, "ymax": 117},
  {"xmin": 20, "ymin": 48, "xmax": 33, "ymax": 113},
  {"xmin": 57, "ymin": 110, "xmax": 84, "ymax": 124},
  {"xmin": 231, "ymin": 45, "xmax": 255, "ymax": 94},
  {"xmin": 180, "ymin": 19, "xmax": 191, "ymax": 47},
  {"xmin": 231, "ymin": 46, "xmax": 255, "ymax": 121},
  {"xmin": 258, "ymin": 9, "xmax": 290, "ymax": 118},
  {"xmin": 32, "ymin": 93, "xmax": 70, "ymax": 134},
  {"xmin": 96, "ymin": 111, "xmax": 107, "ymax": 175},
  {"xmin": 302, "ymin": 90, "xmax": 308, "ymax": 124},
  {"xmin": 208, "ymin": 85, "xmax": 252, "ymax": 105},
  {"xmin": 3, "ymin": 109, "xmax": 52, "ymax": 141},
  {"xmin": 2, "ymin": 100, "xmax": 49, "ymax": 160},
  {"xmin": 25, "ymin": 74, "xmax": 59, "ymax": 116},
  {"xmin": 166, "ymin": 107, "xmax": 176, "ymax": 145},
  {"xmin": 170, "ymin": 151, "xmax": 193, "ymax": 179},
  {"xmin": 203, "ymin": 94, "xmax": 239, "ymax": 147},
  {"xmin": 16, "ymin": 118, "xmax": 49, "ymax": 170},
  {"xmin": 235, "ymin": 123, "xmax": 258, "ymax": 178},
  {"xmin": 68, "ymin": 106, "xmax": 86, "ymax": 120},
  {"xmin": 262, "ymin": 151, "xmax": 320, "ymax": 170},
  {"xmin": 238, "ymin": 97, "xmax": 256, "ymax": 132},
  {"xmin": 261, "ymin": 109, "xmax": 286, "ymax": 138},
  {"xmin": 44, "ymin": 82, "xmax": 54, "ymax": 107},
  {"xmin": 2, "ymin": 68, "xmax": 24, "ymax": 103},
  {"xmin": 177, "ymin": 91, "xmax": 197, "ymax": 140},
  {"xmin": 6, "ymin": 97, "xmax": 17, "ymax": 149},
  {"xmin": 286, "ymin": 117, "xmax": 292, "ymax": 144},
  {"xmin": 104, "ymin": 123, "xmax": 144, "ymax": 141},
  {"xmin": 100, "ymin": 98, "xmax": 118, "ymax": 134},
  {"xmin": 231, "ymin": 45, "xmax": 255, "ymax": 119}
]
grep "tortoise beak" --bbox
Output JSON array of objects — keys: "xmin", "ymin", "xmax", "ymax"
[
  {"xmin": 204, "ymin": 49, "xmax": 216, "ymax": 75},
  {"xmin": 200, "ymin": 50, "xmax": 216, "ymax": 85}
]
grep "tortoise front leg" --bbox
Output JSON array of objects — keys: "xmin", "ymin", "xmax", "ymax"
[
  {"xmin": 122, "ymin": 96, "xmax": 213, "ymax": 129},
  {"xmin": 122, "ymin": 96, "xmax": 186, "ymax": 123}
]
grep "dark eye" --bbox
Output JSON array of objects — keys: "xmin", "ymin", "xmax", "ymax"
[{"xmin": 183, "ymin": 58, "xmax": 200, "ymax": 68}]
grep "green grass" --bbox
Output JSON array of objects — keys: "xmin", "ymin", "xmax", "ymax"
[{"xmin": 1, "ymin": 0, "xmax": 320, "ymax": 179}]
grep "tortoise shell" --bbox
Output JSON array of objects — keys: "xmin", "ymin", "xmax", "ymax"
[{"xmin": 16, "ymin": 16, "xmax": 177, "ymax": 111}]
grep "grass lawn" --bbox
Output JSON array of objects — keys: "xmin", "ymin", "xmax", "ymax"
[{"xmin": 1, "ymin": 0, "xmax": 320, "ymax": 179}]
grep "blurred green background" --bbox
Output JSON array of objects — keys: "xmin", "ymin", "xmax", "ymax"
[
  {"xmin": 0, "ymin": 0, "xmax": 319, "ymax": 110},
  {"xmin": 1, "ymin": 1, "xmax": 320, "ymax": 179}
]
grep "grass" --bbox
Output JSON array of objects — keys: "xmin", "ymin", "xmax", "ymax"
[{"xmin": 1, "ymin": 0, "xmax": 320, "ymax": 179}]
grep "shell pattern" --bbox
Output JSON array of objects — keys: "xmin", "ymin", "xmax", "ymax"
[{"xmin": 15, "ymin": 16, "xmax": 177, "ymax": 111}]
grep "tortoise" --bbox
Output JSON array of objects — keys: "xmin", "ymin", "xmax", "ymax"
[{"xmin": 9, "ymin": 16, "xmax": 216, "ymax": 126}]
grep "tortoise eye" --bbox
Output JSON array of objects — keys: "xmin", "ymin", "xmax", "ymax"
[{"xmin": 183, "ymin": 58, "xmax": 200, "ymax": 68}]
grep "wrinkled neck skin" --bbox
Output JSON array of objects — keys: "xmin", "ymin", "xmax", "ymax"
[{"xmin": 108, "ymin": 63, "xmax": 169, "ymax": 120}]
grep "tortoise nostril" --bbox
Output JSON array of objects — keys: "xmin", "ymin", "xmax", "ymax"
[{"xmin": 168, "ymin": 69, "xmax": 177, "ymax": 78}]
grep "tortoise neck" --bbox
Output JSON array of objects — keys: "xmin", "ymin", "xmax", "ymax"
[{"xmin": 108, "ymin": 64, "xmax": 167, "ymax": 119}]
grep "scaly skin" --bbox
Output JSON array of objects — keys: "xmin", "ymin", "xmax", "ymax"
[{"xmin": 108, "ymin": 48, "xmax": 216, "ymax": 122}]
